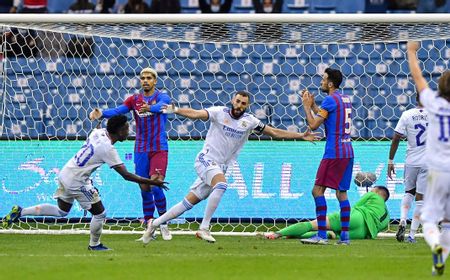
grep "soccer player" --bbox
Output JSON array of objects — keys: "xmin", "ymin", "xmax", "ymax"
[
  {"xmin": 89, "ymin": 67, "xmax": 172, "ymax": 240},
  {"xmin": 300, "ymin": 68, "xmax": 354, "ymax": 245},
  {"xmin": 141, "ymin": 91, "xmax": 320, "ymax": 244},
  {"xmin": 2, "ymin": 115, "xmax": 168, "ymax": 251},
  {"xmin": 263, "ymin": 186, "xmax": 390, "ymax": 240},
  {"xmin": 407, "ymin": 40, "xmax": 450, "ymax": 276},
  {"xmin": 387, "ymin": 94, "xmax": 428, "ymax": 243}
]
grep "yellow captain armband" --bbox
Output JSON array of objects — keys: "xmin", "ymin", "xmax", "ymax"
[{"xmin": 317, "ymin": 108, "xmax": 328, "ymax": 119}]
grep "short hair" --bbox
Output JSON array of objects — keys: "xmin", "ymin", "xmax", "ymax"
[
  {"xmin": 438, "ymin": 70, "xmax": 450, "ymax": 100},
  {"xmin": 374, "ymin": 185, "xmax": 390, "ymax": 201},
  {"xmin": 107, "ymin": 115, "xmax": 128, "ymax": 134},
  {"xmin": 140, "ymin": 67, "xmax": 158, "ymax": 79},
  {"xmin": 324, "ymin": 68, "xmax": 343, "ymax": 88},
  {"xmin": 235, "ymin": 90, "xmax": 251, "ymax": 101}
]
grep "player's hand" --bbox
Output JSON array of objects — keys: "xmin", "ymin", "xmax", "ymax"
[
  {"xmin": 89, "ymin": 108, "xmax": 102, "ymax": 120},
  {"xmin": 387, "ymin": 162, "xmax": 395, "ymax": 179},
  {"xmin": 301, "ymin": 128, "xmax": 321, "ymax": 143},
  {"xmin": 151, "ymin": 180, "xmax": 170, "ymax": 191},
  {"xmin": 407, "ymin": 41, "xmax": 420, "ymax": 52},
  {"xmin": 301, "ymin": 91, "xmax": 314, "ymax": 108},
  {"xmin": 161, "ymin": 104, "xmax": 179, "ymax": 114},
  {"xmin": 138, "ymin": 102, "xmax": 150, "ymax": 114}
]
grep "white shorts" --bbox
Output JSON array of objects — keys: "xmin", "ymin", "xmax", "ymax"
[
  {"xmin": 421, "ymin": 169, "xmax": 450, "ymax": 224},
  {"xmin": 54, "ymin": 180, "xmax": 101, "ymax": 210},
  {"xmin": 404, "ymin": 165, "xmax": 428, "ymax": 194},
  {"xmin": 189, "ymin": 153, "xmax": 227, "ymax": 200}
]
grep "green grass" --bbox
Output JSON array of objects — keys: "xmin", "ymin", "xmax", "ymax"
[{"xmin": 0, "ymin": 234, "xmax": 438, "ymax": 280}]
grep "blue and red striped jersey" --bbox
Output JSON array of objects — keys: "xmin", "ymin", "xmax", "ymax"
[
  {"xmin": 123, "ymin": 90, "xmax": 170, "ymax": 152},
  {"xmin": 317, "ymin": 90, "xmax": 354, "ymax": 159}
]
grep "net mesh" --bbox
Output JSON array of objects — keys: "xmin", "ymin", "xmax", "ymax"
[{"xmin": 1, "ymin": 19, "xmax": 448, "ymax": 235}]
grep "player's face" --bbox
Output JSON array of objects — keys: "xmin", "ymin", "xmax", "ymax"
[
  {"xmin": 231, "ymin": 94, "xmax": 250, "ymax": 118},
  {"xmin": 118, "ymin": 123, "xmax": 130, "ymax": 141},
  {"xmin": 140, "ymin": 73, "xmax": 156, "ymax": 92},
  {"xmin": 321, "ymin": 73, "xmax": 330, "ymax": 93}
]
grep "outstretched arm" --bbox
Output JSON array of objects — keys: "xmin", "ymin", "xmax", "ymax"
[
  {"xmin": 162, "ymin": 104, "xmax": 209, "ymax": 121},
  {"xmin": 113, "ymin": 164, "xmax": 169, "ymax": 190},
  {"xmin": 262, "ymin": 125, "xmax": 321, "ymax": 142},
  {"xmin": 387, "ymin": 133, "xmax": 402, "ymax": 180},
  {"xmin": 407, "ymin": 41, "xmax": 428, "ymax": 93},
  {"xmin": 89, "ymin": 105, "xmax": 130, "ymax": 120}
]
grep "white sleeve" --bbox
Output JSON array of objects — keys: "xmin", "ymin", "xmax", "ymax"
[
  {"xmin": 394, "ymin": 112, "xmax": 407, "ymax": 136},
  {"xmin": 205, "ymin": 106, "xmax": 223, "ymax": 123},
  {"xmin": 420, "ymin": 87, "xmax": 438, "ymax": 110},
  {"xmin": 103, "ymin": 145, "xmax": 123, "ymax": 168}
]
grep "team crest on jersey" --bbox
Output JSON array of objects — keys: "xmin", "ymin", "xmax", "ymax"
[
  {"xmin": 223, "ymin": 119, "xmax": 230, "ymax": 125},
  {"xmin": 241, "ymin": 121, "xmax": 247, "ymax": 128}
]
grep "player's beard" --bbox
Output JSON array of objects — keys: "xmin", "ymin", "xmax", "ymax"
[{"xmin": 231, "ymin": 106, "xmax": 246, "ymax": 118}]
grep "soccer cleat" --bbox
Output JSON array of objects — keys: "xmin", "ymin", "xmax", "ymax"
[
  {"xmin": 335, "ymin": 239, "xmax": 350, "ymax": 245},
  {"xmin": 405, "ymin": 236, "xmax": 417, "ymax": 244},
  {"xmin": 300, "ymin": 235, "xmax": 329, "ymax": 245},
  {"xmin": 142, "ymin": 219, "xmax": 157, "ymax": 245},
  {"xmin": 396, "ymin": 223, "xmax": 406, "ymax": 242},
  {"xmin": 2, "ymin": 205, "xmax": 22, "ymax": 228},
  {"xmin": 196, "ymin": 229, "xmax": 216, "ymax": 243},
  {"xmin": 160, "ymin": 224, "xmax": 172, "ymax": 241},
  {"xmin": 432, "ymin": 245, "xmax": 445, "ymax": 276},
  {"xmin": 263, "ymin": 232, "xmax": 281, "ymax": 240},
  {"xmin": 88, "ymin": 243, "xmax": 112, "ymax": 251}
]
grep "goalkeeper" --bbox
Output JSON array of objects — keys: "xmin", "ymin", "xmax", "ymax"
[{"xmin": 264, "ymin": 186, "xmax": 390, "ymax": 240}]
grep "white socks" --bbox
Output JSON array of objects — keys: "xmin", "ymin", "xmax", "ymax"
[
  {"xmin": 400, "ymin": 193, "xmax": 414, "ymax": 224},
  {"xmin": 440, "ymin": 223, "xmax": 450, "ymax": 262},
  {"xmin": 409, "ymin": 200, "xmax": 423, "ymax": 238},
  {"xmin": 423, "ymin": 222, "xmax": 441, "ymax": 249},
  {"xmin": 89, "ymin": 211, "xmax": 106, "ymax": 247},
  {"xmin": 200, "ymin": 182, "xmax": 227, "ymax": 230},
  {"xmin": 153, "ymin": 198, "xmax": 193, "ymax": 228},
  {"xmin": 21, "ymin": 204, "xmax": 68, "ymax": 217}
]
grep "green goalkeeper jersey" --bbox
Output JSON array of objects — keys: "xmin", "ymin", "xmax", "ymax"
[{"xmin": 353, "ymin": 192, "xmax": 390, "ymax": 239}]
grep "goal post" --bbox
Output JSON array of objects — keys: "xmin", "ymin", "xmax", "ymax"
[{"xmin": 0, "ymin": 14, "xmax": 449, "ymax": 235}]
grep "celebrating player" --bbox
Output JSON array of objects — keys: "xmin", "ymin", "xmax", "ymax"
[
  {"xmin": 407, "ymin": 40, "xmax": 450, "ymax": 276},
  {"xmin": 300, "ymin": 68, "xmax": 354, "ymax": 245},
  {"xmin": 2, "ymin": 115, "xmax": 168, "ymax": 251},
  {"xmin": 89, "ymin": 67, "xmax": 172, "ymax": 240},
  {"xmin": 387, "ymin": 94, "xmax": 428, "ymax": 243},
  {"xmin": 141, "ymin": 90, "xmax": 320, "ymax": 244},
  {"xmin": 263, "ymin": 186, "xmax": 390, "ymax": 240}
]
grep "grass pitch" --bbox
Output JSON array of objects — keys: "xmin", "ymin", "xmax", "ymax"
[{"xmin": 0, "ymin": 234, "xmax": 437, "ymax": 280}]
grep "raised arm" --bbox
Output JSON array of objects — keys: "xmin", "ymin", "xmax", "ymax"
[
  {"xmin": 407, "ymin": 41, "xmax": 429, "ymax": 93},
  {"xmin": 113, "ymin": 164, "xmax": 169, "ymax": 190},
  {"xmin": 262, "ymin": 125, "xmax": 320, "ymax": 142},
  {"xmin": 301, "ymin": 91, "xmax": 324, "ymax": 130},
  {"xmin": 387, "ymin": 133, "xmax": 402, "ymax": 180}
]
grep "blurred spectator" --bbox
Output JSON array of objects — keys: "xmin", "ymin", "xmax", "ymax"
[
  {"xmin": 149, "ymin": 0, "xmax": 181, "ymax": 13},
  {"xmin": 387, "ymin": 0, "xmax": 416, "ymax": 11},
  {"xmin": 68, "ymin": 0, "xmax": 95, "ymax": 13},
  {"xmin": 364, "ymin": 0, "xmax": 387, "ymax": 13},
  {"xmin": 95, "ymin": 0, "xmax": 116, "ymax": 13},
  {"xmin": 0, "ymin": 0, "xmax": 13, "ymax": 13},
  {"xmin": 416, "ymin": 0, "xmax": 448, "ymax": 12},
  {"xmin": 66, "ymin": 36, "xmax": 94, "ymax": 58},
  {"xmin": 10, "ymin": 0, "xmax": 48, "ymax": 13},
  {"xmin": 3, "ymin": 29, "xmax": 38, "ymax": 58},
  {"xmin": 199, "ymin": 0, "xmax": 232, "ymax": 13},
  {"xmin": 252, "ymin": 0, "xmax": 283, "ymax": 13},
  {"xmin": 119, "ymin": 0, "xmax": 150, "ymax": 13}
]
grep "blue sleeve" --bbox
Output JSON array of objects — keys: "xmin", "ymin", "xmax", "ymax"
[
  {"xmin": 102, "ymin": 105, "xmax": 130, "ymax": 118},
  {"xmin": 320, "ymin": 96, "xmax": 336, "ymax": 113},
  {"xmin": 149, "ymin": 94, "xmax": 171, "ymax": 113}
]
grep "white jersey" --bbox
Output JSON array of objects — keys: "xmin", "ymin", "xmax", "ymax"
[
  {"xmin": 200, "ymin": 106, "xmax": 265, "ymax": 166},
  {"xmin": 420, "ymin": 88, "xmax": 450, "ymax": 172},
  {"xmin": 394, "ymin": 107, "xmax": 428, "ymax": 167},
  {"xmin": 58, "ymin": 128, "xmax": 123, "ymax": 188}
]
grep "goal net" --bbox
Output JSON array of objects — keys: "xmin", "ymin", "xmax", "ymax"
[{"xmin": 1, "ymin": 14, "xmax": 449, "ymax": 235}]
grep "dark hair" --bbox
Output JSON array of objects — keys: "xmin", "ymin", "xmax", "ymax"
[
  {"xmin": 438, "ymin": 71, "xmax": 450, "ymax": 101},
  {"xmin": 107, "ymin": 115, "xmax": 128, "ymax": 134},
  {"xmin": 324, "ymin": 68, "xmax": 343, "ymax": 88},
  {"xmin": 235, "ymin": 90, "xmax": 251, "ymax": 101},
  {"xmin": 374, "ymin": 185, "xmax": 390, "ymax": 201}
]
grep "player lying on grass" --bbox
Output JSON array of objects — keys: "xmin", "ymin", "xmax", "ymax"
[
  {"xmin": 141, "ymin": 90, "xmax": 320, "ymax": 244},
  {"xmin": 263, "ymin": 186, "xmax": 390, "ymax": 241},
  {"xmin": 2, "ymin": 115, "xmax": 168, "ymax": 251}
]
